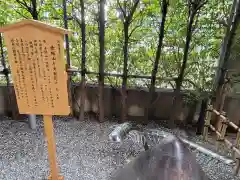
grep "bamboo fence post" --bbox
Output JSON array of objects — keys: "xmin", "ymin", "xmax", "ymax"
[
  {"xmin": 121, "ymin": 22, "xmax": 129, "ymax": 123},
  {"xmin": 144, "ymin": 0, "xmax": 169, "ymax": 123},
  {"xmin": 196, "ymin": 98, "xmax": 208, "ymax": 135},
  {"xmin": 79, "ymin": 0, "xmax": 86, "ymax": 121},
  {"xmin": 215, "ymin": 71, "xmax": 229, "ymax": 131},
  {"xmin": 234, "ymin": 158, "xmax": 240, "ymax": 176},
  {"xmin": 216, "ymin": 111, "xmax": 228, "ymax": 150},
  {"xmin": 98, "ymin": 0, "xmax": 105, "ymax": 122},
  {"xmin": 121, "ymin": 74, "xmax": 128, "ymax": 123},
  {"xmin": 63, "ymin": 0, "xmax": 73, "ymax": 116},
  {"xmin": 233, "ymin": 130, "xmax": 240, "ymax": 159},
  {"xmin": 119, "ymin": 0, "xmax": 140, "ymax": 123},
  {"xmin": 203, "ymin": 105, "xmax": 212, "ymax": 141},
  {"xmin": 79, "ymin": 78, "xmax": 86, "ymax": 121},
  {"xmin": 209, "ymin": 122, "xmax": 240, "ymax": 176},
  {"xmin": 209, "ymin": 124, "xmax": 240, "ymax": 155},
  {"xmin": 0, "ymin": 33, "xmax": 15, "ymax": 119}
]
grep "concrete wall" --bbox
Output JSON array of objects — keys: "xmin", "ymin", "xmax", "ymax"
[
  {"xmin": 1, "ymin": 84, "xmax": 240, "ymax": 126},
  {"xmin": 72, "ymin": 84, "xmax": 193, "ymax": 123}
]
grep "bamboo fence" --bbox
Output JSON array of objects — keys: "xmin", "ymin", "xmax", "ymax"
[
  {"xmin": 67, "ymin": 68, "xmax": 179, "ymax": 122},
  {"xmin": 203, "ymin": 72, "xmax": 240, "ymax": 176}
]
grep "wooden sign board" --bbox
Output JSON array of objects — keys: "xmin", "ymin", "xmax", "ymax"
[{"xmin": 0, "ymin": 20, "xmax": 70, "ymax": 115}]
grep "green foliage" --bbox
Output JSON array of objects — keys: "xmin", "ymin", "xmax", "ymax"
[{"xmin": 0, "ymin": 0, "xmax": 233, "ymax": 96}]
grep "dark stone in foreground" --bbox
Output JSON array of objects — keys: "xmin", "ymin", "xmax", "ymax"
[{"xmin": 112, "ymin": 135, "xmax": 209, "ymax": 180}]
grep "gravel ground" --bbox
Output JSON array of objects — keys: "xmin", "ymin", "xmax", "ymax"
[{"xmin": 0, "ymin": 116, "xmax": 239, "ymax": 180}]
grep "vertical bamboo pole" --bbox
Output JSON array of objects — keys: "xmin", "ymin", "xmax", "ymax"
[
  {"xmin": 43, "ymin": 115, "xmax": 63, "ymax": 180},
  {"xmin": 63, "ymin": 0, "xmax": 71, "ymax": 67},
  {"xmin": 216, "ymin": 112, "xmax": 228, "ymax": 150},
  {"xmin": 121, "ymin": 22, "xmax": 128, "ymax": 123},
  {"xmin": 63, "ymin": 0, "xmax": 73, "ymax": 116},
  {"xmin": 118, "ymin": 0, "xmax": 140, "ymax": 123},
  {"xmin": 215, "ymin": 72, "xmax": 230, "ymax": 151},
  {"xmin": 211, "ymin": 78, "xmax": 224, "ymax": 128},
  {"xmin": 233, "ymin": 130, "xmax": 240, "ymax": 159},
  {"xmin": 203, "ymin": 105, "xmax": 212, "ymax": 141},
  {"xmin": 98, "ymin": 0, "xmax": 105, "ymax": 122},
  {"xmin": 213, "ymin": 0, "xmax": 240, "ymax": 134},
  {"xmin": 234, "ymin": 158, "xmax": 240, "ymax": 176},
  {"xmin": 79, "ymin": 71, "xmax": 86, "ymax": 122},
  {"xmin": 215, "ymin": 71, "xmax": 229, "ymax": 131},
  {"xmin": 0, "ymin": 33, "xmax": 15, "ymax": 118},
  {"xmin": 144, "ymin": 0, "xmax": 169, "ymax": 123},
  {"xmin": 196, "ymin": 98, "xmax": 208, "ymax": 135},
  {"xmin": 79, "ymin": 0, "xmax": 86, "ymax": 121},
  {"xmin": 216, "ymin": 89, "xmax": 226, "ymax": 132}
]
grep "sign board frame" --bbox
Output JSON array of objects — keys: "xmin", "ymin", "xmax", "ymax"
[
  {"xmin": 0, "ymin": 19, "xmax": 70, "ymax": 116},
  {"xmin": 0, "ymin": 19, "xmax": 72, "ymax": 180}
]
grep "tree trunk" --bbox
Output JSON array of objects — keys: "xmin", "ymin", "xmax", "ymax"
[
  {"xmin": 63, "ymin": 0, "xmax": 71, "ymax": 67},
  {"xmin": 169, "ymin": 0, "xmax": 207, "ymax": 128},
  {"xmin": 145, "ymin": 0, "xmax": 169, "ymax": 123},
  {"xmin": 98, "ymin": 0, "xmax": 105, "ymax": 122},
  {"xmin": 62, "ymin": 0, "xmax": 73, "ymax": 115},
  {"xmin": 196, "ymin": 98, "xmax": 208, "ymax": 135},
  {"xmin": 0, "ymin": 33, "xmax": 15, "ymax": 118},
  {"xmin": 79, "ymin": 0, "xmax": 86, "ymax": 121},
  {"xmin": 119, "ymin": 0, "xmax": 140, "ymax": 123},
  {"xmin": 213, "ymin": 0, "xmax": 237, "ymax": 91},
  {"xmin": 169, "ymin": 12, "xmax": 195, "ymax": 128},
  {"xmin": 212, "ymin": 0, "xmax": 240, "ymax": 130},
  {"xmin": 186, "ymin": 99, "xmax": 198, "ymax": 125},
  {"xmin": 121, "ymin": 22, "xmax": 129, "ymax": 122},
  {"xmin": 31, "ymin": 0, "xmax": 38, "ymax": 20}
]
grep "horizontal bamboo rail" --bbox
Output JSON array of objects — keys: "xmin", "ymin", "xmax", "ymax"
[
  {"xmin": 67, "ymin": 69, "xmax": 197, "ymax": 84},
  {"xmin": 209, "ymin": 123, "xmax": 240, "ymax": 175},
  {"xmin": 209, "ymin": 124, "xmax": 240, "ymax": 156},
  {"xmin": 180, "ymin": 137, "xmax": 234, "ymax": 165},
  {"xmin": 204, "ymin": 105, "xmax": 240, "ymax": 176},
  {"xmin": 210, "ymin": 107, "xmax": 240, "ymax": 132},
  {"xmin": 67, "ymin": 68, "xmax": 174, "ymax": 80}
]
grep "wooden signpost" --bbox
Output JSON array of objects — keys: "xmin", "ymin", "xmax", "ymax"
[{"xmin": 0, "ymin": 19, "xmax": 71, "ymax": 180}]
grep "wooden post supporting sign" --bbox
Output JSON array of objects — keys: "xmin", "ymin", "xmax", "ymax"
[{"xmin": 0, "ymin": 19, "xmax": 71, "ymax": 180}]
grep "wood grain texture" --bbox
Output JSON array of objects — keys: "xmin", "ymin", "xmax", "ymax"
[{"xmin": 2, "ymin": 20, "xmax": 70, "ymax": 115}]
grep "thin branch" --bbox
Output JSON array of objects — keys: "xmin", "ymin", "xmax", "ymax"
[
  {"xmin": 15, "ymin": 0, "xmax": 29, "ymax": 8},
  {"xmin": 15, "ymin": 0, "xmax": 32, "ymax": 12},
  {"xmin": 72, "ymin": 15, "xmax": 82, "ymax": 27},
  {"xmin": 12, "ymin": 7, "xmax": 29, "ymax": 19},
  {"xmin": 117, "ymin": 0, "xmax": 126, "ymax": 18},
  {"xmin": 129, "ymin": 7, "xmax": 144, "ymax": 24},
  {"xmin": 128, "ymin": 18, "xmax": 144, "ymax": 38},
  {"xmin": 192, "ymin": 10, "xmax": 200, "ymax": 32},
  {"xmin": 161, "ymin": 56, "xmax": 175, "ymax": 82},
  {"xmin": 126, "ymin": 0, "xmax": 140, "ymax": 23},
  {"xmin": 218, "ymin": 19, "xmax": 228, "ymax": 27},
  {"xmin": 197, "ymin": 0, "xmax": 208, "ymax": 10},
  {"xmin": 128, "ymin": 38, "xmax": 139, "ymax": 43}
]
